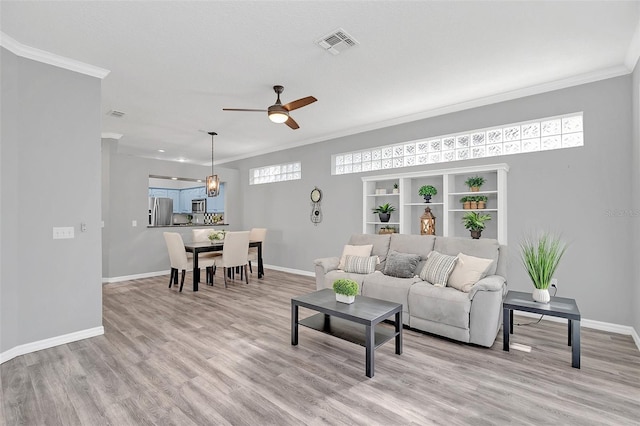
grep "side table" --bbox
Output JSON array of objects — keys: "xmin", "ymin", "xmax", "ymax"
[{"xmin": 503, "ymin": 290, "xmax": 581, "ymax": 368}]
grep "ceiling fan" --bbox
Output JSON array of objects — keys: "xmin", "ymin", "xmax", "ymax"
[{"xmin": 223, "ymin": 85, "xmax": 317, "ymax": 130}]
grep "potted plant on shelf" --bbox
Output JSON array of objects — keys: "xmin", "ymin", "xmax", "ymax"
[
  {"xmin": 372, "ymin": 203, "xmax": 396, "ymax": 222},
  {"xmin": 333, "ymin": 278, "xmax": 359, "ymax": 304},
  {"xmin": 461, "ymin": 211, "xmax": 491, "ymax": 239},
  {"xmin": 392, "ymin": 183, "xmax": 399, "ymax": 194},
  {"xmin": 520, "ymin": 232, "xmax": 567, "ymax": 303},
  {"xmin": 418, "ymin": 185, "xmax": 438, "ymax": 203},
  {"xmin": 465, "ymin": 176, "xmax": 486, "ymax": 192},
  {"xmin": 468, "ymin": 196, "xmax": 478, "ymax": 210},
  {"xmin": 460, "ymin": 196, "xmax": 471, "ymax": 210},
  {"xmin": 379, "ymin": 225, "xmax": 397, "ymax": 235},
  {"xmin": 477, "ymin": 195, "xmax": 488, "ymax": 209}
]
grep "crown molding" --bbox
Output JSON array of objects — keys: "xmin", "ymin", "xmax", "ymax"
[
  {"xmin": 0, "ymin": 32, "xmax": 110, "ymax": 79},
  {"xmin": 625, "ymin": 18, "xmax": 640, "ymax": 71}
]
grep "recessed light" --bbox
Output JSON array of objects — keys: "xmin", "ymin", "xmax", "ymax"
[
  {"xmin": 178, "ymin": 158, "xmax": 186, "ymax": 162},
  {"xmin": 196, "ymin": 179, "xmax": 202, "ymax": 183},
  {"xmin": 158, "ymin": 149, "xmax": 165, "ymax": 153},
  {"xmin": 171, "ymin": 177, "xmax": 178, "ymax": 180}
]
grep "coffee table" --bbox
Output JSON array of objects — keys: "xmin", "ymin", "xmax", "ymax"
[
  {"xmin": 503, "ymin": 290, "xmax": 581, "ymax": 368},
  {"xmin": 291, "ymin": 289, "xmax": 402, "ymax": 378}
]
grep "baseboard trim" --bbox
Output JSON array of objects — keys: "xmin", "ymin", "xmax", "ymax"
[
  {"xmin": 263, "ymin": 264, "xmax": 314, "ymax": 277},
  {"xmin": 515, "ymin": 311, "xmax": 639, "ymax": 351},
  {"xmin": 103, "ymin": 270, "xmax": 170, "ymax": 283},
  {"xmin": 0, "ymin": 326, "xmax": 104, "ymax": 364}
]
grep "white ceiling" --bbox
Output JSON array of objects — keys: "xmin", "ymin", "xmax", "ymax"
[{"xmin": 2, "ymin": 1, "xmax": 639, "ymax": 166}]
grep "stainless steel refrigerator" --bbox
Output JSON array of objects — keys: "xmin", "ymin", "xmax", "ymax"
[{"xmin": 149, "ymin": 197, "xmax": 173, "ymax": 226}]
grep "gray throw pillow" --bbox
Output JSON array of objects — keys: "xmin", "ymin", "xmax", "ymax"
[{"xmin": 383, "ymin": 250, "xmax": 421, "ymax": 278}]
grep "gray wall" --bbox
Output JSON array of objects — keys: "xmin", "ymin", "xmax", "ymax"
[
  {"xmin": 102, "ymin": 148, "xmax": 240, "ymax": 278},
  {"xmin": 632, "ymin": 59, "xmax": 640, "ymax": 336},
  {"xmin": 0, "ymin": 48, "xmax": 103, "ymax": 353},
  {"xmin": 226, "ymin": 75, "xmax": 634, "ymax": 327}
]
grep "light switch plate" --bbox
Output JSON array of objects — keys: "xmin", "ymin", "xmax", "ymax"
[{"xmin": 53, "ymin": 227, "xmax": 74, "ymax": 239}]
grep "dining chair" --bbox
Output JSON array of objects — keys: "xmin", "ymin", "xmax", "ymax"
[
  {"xmin": 163, "ymin": 232, "xmax": 216, "ymax": 292},
  {"xmin": 192, "ymin": 229, "xmax": 223, "ymax": 261},
  {"xmin": 247, "ymin": 228, "xmax": 267, "ymax": 274},
  {"xmin": 217, "ymin": 231, "xmax": 251, "ymax": 288}
]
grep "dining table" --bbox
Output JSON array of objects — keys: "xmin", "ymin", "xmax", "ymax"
[{"xmin": 183, "ymin": 240, "xmax": 264, "ymax": 291}]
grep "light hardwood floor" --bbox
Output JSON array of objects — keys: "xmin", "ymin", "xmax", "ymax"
[{"xmin": 2, "ymin": 269, "xmax": 639, "ymax": 425}]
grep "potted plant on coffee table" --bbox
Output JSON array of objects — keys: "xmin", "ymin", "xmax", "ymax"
[
  {"xmin": 418, "ymin": 185, "xmax": 438, "ymax": 203},
  {"xmin": 333, "ymin": 278, "xmax": 359, "ymax": 304},
  {"xmin": 462, "ymin": 211, "xmax": 491, "ymax": 239},
  {"xmin": 520, "ymin": 232, "xmax": 567, "ymax": 303},
  {"xmin": 372, "ymin": 203, "xmax": 396, "ymax": 222}
]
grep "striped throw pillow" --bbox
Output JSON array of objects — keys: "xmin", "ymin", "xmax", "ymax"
[
  {"xmin": 420, "ymin": 251, "xmax": 458, "ymax": 287},
  {"xmin": 343, "ymin": 255, "xmax": 378, "ymax": 274}
]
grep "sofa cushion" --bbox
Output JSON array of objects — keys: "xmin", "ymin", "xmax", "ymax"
[
  {"xmin": 389, "ymin": 234, "xmax": 436, "ymax": 272},
  {"xmin": 383, "ymin": 250, "xmax": 421, "ymax": 278},
  {"xmin": 448, "ymin": 252, "xmax": 494, "ymax": 293},
  {"xmin": 361, "ymin": 271, "xmax": 421, "ymax": 316},
  {"xmin": 419, "ymin": 251, "xmax": 457, "ymax": 287},
  {"xmin": 338, "ymin": 244, "xmax": 373, "ymax": 270},
  {"xmin": 343, "ymin": 255, "xmax": 377, "ymax": 274},
  {"xmin": 349, "ymin": 234, "xmax": 391, "ymax": 271},
  {"xmin": 409, "ymin": 282, "xmax": 471, "ymax": 329},
  {"xmin": 434, "ymin": 237, "xmax": 500, "ymax": 276}
]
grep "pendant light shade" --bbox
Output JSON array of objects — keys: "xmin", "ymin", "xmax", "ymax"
[{"xmin": 207, "ymin": 131, "xmax": 220, "ymax": 197}]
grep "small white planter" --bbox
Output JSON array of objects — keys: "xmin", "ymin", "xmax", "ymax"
[
  {"xmin": 336, "ymin": 293, "xmax": 355, "ymax": 304},
  {"xmin": 532, "ymin": 288, "xmax": 551, "ymax": 303}
]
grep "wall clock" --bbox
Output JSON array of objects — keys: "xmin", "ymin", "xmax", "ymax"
[{"xmin": 310, "ymin": 187, "xmax": 323, "ymax": 225}]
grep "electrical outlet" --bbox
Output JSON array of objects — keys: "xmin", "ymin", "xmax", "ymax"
[{"xmin": 550, "ymin": 278, "xmax": 558, "ymax": 288}]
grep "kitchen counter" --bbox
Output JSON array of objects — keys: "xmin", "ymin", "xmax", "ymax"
[{"xmin": 147, "ymin": 223, "xmax": 229, "ymax": 228}]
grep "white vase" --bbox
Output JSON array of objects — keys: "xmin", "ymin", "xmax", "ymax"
[
  {"xmin": 336, "ymin": 293, "xmax": 355, "ymax": 304},
  {"xmin": 532, "ymin": 288, "xmax": 551, "ymax": 303}
]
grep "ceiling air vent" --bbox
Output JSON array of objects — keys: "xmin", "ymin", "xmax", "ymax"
[
  {"xmin": 108, "ymin": 110, "xmax": 125, "ymax": 118},
  {"xmin": 316, "ymin": 28, "xmax": 359, "ymax": 55}
]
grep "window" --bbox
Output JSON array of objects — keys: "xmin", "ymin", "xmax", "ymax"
[
  {"xmin": 250, "ymin": 161, "xmax": 301, "ymax": 185},
  {"xmin": 332, "ymin": 112, "xmax": 583, "ymax": 175}
]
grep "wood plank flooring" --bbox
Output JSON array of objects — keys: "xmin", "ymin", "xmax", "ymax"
[{"xmin": 2, "ymin": 269, "xmax": 639, "ymax": 425}]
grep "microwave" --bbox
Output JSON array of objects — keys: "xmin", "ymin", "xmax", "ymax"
[{"xmin": 192, "ymin": 198, "xmax": 206, "ymax": 214}]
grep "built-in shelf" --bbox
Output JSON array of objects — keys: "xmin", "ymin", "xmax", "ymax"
[{"xmin": 362, "ymin": 163, "xmax": 508, "ymax": 243}]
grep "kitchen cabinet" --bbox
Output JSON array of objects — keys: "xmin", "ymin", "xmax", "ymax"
[
  {"xmin": 362, "ymin": 163, "xmax": 508, "ymax": 244},
  {"xmin": 149, "ymin": 188, "xmax": 168, "ymax": 197},
  {"xmin": 207, "ymin": 183, "xmax": 225, "ymax": 213},
  {"xmin": 167, "ymin": 189, "xmax": 180, "ymax": 213}
]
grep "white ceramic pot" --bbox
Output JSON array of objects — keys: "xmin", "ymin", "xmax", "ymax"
[
  {"xmin": 532, "ymin": 288, "xmax": 551, "ymax": 303},
  {"xmin": 336, "ymin": 293, "xmax": 355, "ymax": 304}
]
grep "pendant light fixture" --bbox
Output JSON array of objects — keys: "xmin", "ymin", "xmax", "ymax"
[{"xmin": 206, "ymin": 131, "xmax": 220, "ymax": 197}]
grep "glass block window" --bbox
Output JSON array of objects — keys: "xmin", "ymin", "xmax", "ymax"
[
  {"xmin": 331, "ymin": 112, "xmax": 583, "ymax": 175},
  {"xmin": 249, "ymin": 161, "xmax": 301, "ymax": 185}
]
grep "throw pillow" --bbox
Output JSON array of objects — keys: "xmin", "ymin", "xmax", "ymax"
[
  {"xmin": 383, "ymin": 250, "xmax": 421, "ymax": 278},
  {"xmin": 420, "ymin": 251, "xmax": 457, "ymax": 287},
  {"xmin": 343, "ymin": 255, "xmax": 378, "ymax": 274},
  {"xmin": 338, "ymin": 244, "xmax": 373, "ymax": 270},
  {"xmin": 447, "ymin": 252, "xmax": 494, "ymax": 293}
]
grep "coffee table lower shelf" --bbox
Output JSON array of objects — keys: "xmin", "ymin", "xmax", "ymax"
[{"xmin": 298, "ymin": 313, "xmax": 398, "ymax": 349}]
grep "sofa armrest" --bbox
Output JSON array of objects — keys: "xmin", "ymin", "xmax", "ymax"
[
  {"xmin": 314, "ymin": 257, "xmax": 340, "ymax": 290},
  {"xmin": 314, "ymin": 257, "xmax": 340, "ymax": 273},
  {"xmin": 468, "ymin": 275, "xmax": 506, "ymax": 300}
]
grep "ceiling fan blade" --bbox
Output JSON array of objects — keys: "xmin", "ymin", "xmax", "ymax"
[
  {"xmin": 283, "ymin": 96, "xmax": 317, "ymax": 111},
  {"xmin": 222, "ymin": 108, "xmax": 267, "ymax": 112},
  {"xmin": 284, "ymin": 116, "xmax": 300, "ymax": 130}
]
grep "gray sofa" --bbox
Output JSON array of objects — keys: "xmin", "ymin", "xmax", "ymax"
[{"xmin": 314, "ymin": 233, "xmax": 507, "ymax": 347}]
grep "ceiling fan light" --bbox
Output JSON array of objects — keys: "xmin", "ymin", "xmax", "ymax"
[{"xmin": 268, "ymin": 110, "xmax": 289, "ymax": 123}]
